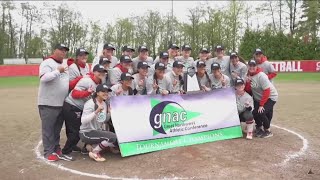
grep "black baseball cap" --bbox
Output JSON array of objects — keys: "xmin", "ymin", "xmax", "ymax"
[
  {"xmin": 122, "ymin": 45, "xmax": 135, "ymax": 52},
  {"xmin": 155, "ymin": 62, "xmax": 166, "ymax": 70},
  {"xmin": 100, "ymin": 57, "xmax": 111, "ymax": 65},
  {"xmin": 120, "ymin": 55, "xmax": 132, "ymax": 63},
  {"xmin": 93, "ymin": 64, "xmax": 108, "ymax": 73},
  {"xmin": 196, "ymin": 61, "xmax": 206, "ymax": 68},
  {"xmin": 159, "ymin": 51, "xmax": 169, "ymax": 59},
  {"xmin": 96, "ymin": 84, "xmax": 112, "ymax": 92},
  {"xmin": 211, "ymin": 62, "xmax": 221, "ymax": 70},
  {"xmin": 137, "ymin": 61, "xmax": 150, "ymax": 69},
  {"xmin": 181, "ymin": 44, "xmax": 192, "ymax": 51},
  {"xmin": 254, "ymin": 48, "xmax": 263, "ymax": 55},
  {"xmin": 55, "ymin": 43, "xmax": 69, "ymax": 51},
  {"xmin": 173, "ymin": 61, "xmax": 185, "ymax": 68},
  {"xmin": 169, "ymin": 43, "xmax": 179, "ymax": 49},
  {"xmin": 200, "ymin": 47, "xmax": 209, "ymax": 53},
  {"xmin": 235, "ymin": 78, "xmax": 245, "ymax": 86},
  {"xmin": 138, "ymin": 45, "xmax": 149, "ymax": 52},
  {"xmin": 230, "ymin": 52, "xmax": 238, "ymax": 58},
  {"xmin": 103, "ymin": 43, "xmax": 115, "ymax": 50},
  {"xmin": 248, "ymin": 59, "xmax": 257, "ymax": 66},
  {"xmin": 120, "ymin": 73, "xmax": 134, "ymax": 81},
  {"xmin": 76, "ymin": 48, "xmax": 89, "ymax": 56},
  {"xmin": 215, "ymin": 45, "xmax": 224, "ymax": 51}
]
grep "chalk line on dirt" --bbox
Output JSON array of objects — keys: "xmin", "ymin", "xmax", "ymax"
[
  {"xmin": 34, "ymin": 124, "xmax": 309, "ymax": 179},
  {"xmin": 271, "ymin": 124, "xmax": 309, "ymax": 166},
  {"xmin": 34, "ymin": 140, "xmax": 185, "ymax": 180}
]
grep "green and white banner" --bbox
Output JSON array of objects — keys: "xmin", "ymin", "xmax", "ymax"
[{"xmin": 110, "ymin": 88, "xmax": 242, "ymax": 157}]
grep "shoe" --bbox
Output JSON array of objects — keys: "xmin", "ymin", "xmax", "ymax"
[
  {"xmin": 47, "ymin": 154, "xmax": 59, "ymax": 162},
  {"xmin": 89, "ymin": 152, "xmax": 106, "ymax": 162},
  {"xmin": 261, "ymin": 130, "xmax": 273, "ymax": 138},
  {"xmin": 54, "ymin": 151, "xmax": 75, "ymax": 161},
  {"xmin": 254, "ymin": 128, "xmax": 264, "ymax": 138},
  {"xmin": 246, "ymin": 132, "xmax": 253, "ymax": 140},
  {"xmin": 81, "ymin": 144, "xmax": 93, "ymax": 155},
  {"xmin": 109, "ymin": 147, "xmax": 120, "ymax": 154},
  {"xmin": 72, "ymin": 146, "xmax": 82, "ymax": 153}
]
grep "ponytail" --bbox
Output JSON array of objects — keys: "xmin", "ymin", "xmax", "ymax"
[
  {"xmin": 153, "ymin": 72, "xmax": 160, "ymax": 94},
  {"xmin": 92, "ymin": 92, "xmax": 98, "ymax": 110}
]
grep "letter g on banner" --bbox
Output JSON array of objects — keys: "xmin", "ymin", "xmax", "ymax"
[{"xmin": 149, "ymin": 101, "xmax": 185, "ymax": 135}]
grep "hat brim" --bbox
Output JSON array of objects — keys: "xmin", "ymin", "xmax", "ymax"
[
  {"xmin": 170, "ymin": 46, "xmax": 179, "ymax": 50},
  {"xmin": 138, "ymin": 65, "xmax": 150, "ymax": 69},
  {"xmin": 248, "ymin": 62, "xmax": 257, "ymax": 66},
  {"xmin": 160, "ymin": 56, "xmax": 169, "ymax": 59},
  {"xmin": 156, "ymin": 67, "xmax": 166, "ymax": 70},
  {"xmin": 255, "ymin": 52, "xmax": 263, "ymax": 55},
  {"xmin": 104, "ymin": 47, "xmax": 115, "ymax": 50},
  {"xmin": 139, "ymin": 48, "xmax": 149, "ymax": 52},
  {"xmin": 122, "ymin": 77, "xmax": 134, "ymax": 81},
  {"xmin": 200, "ymin": 50, "xmax": 209, "ymax": 53},
  {"xmin": 101, "ymin": 60, "xmax": 111, "ymax": 65},
  {"xmin": 197, "ymin": 64, "xmax": 206, "ymax": 68},
  {"xmin": 235, "ymin": 82, "xmax": 245, "ymax": 86},
  {"xmin": 77, "ymin": 52, "xmax": 89, "ymax": 56},
  {"xmin": 58, "ymin": 47, "xmax": 70, "ymax": 51},
  {"xmin": 211, "ymin": 67, "xmax": 220, "ymax": 70},
  {"xmin": 183, "ymin": 48, "xmax": 192, "ymax": 51},
  {"xmin": 174, "ymin": 64, "xmax": 185, "ymax": 68},
  {"xmin": 98, "ymin": 89, "xmax": 112, "ymax": 92},
  {"xmin": 230, "ymin": 55, "xmax": 238, "ymax": 58},
  {"xmin": 122, "ymin": 60, "xmax": 133, "ymax": 63},
  {"xmin": 215, "ymin": 48, "xmax": 224, "ymax": 51},
  {"xmin": 95, "ymin": 69, "xmax": 108, "ymax": 73}
]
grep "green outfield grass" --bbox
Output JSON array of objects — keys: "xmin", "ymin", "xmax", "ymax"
[
  {"xmin": 0, "ymin": 73, "xmax": 319, "ymax": 88},
  {"xmin": 275, "ymin": 72, "xmax": 320, "ymax": 82},
  {"xmin": 0, "ymin": 76, "xmax": 39, "ymax": 88}
]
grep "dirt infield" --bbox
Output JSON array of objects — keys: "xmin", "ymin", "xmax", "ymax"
[{"xmin": 0, "ymin": 82, "xmax": 319, "ymax": 180}]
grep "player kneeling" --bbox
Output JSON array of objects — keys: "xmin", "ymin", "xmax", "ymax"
[
  {"xmin": 79, "ymin": 84, "xmax": 118, "ymax": 162},
  {"xmin": 235, "ymin": 78, "xmax": 254, "ymax": 140}
]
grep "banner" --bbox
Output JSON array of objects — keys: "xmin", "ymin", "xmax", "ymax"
[
  {"xmin": 110, "ymin": 88, "xmax": 242, "ymax": 157},
  {"xmin": 270, "ymin": 60, "xmax": 320, "ymax": 72}
]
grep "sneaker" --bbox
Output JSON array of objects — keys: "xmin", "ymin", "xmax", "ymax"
[
  {"xmin": 72, "ymin": 146, "xmax": 82, "ymax": 153},
  {"xmin": 89, "ymin": 152, "xmax": 106, "ymax": 162},
  {"xmin": 261, "ymin": 130, "xmax": 273, "ymax": 138},
  {"xmin": 47, "ymin": 154, "xmax": 59, "ymax": 162},
  {"xmin": 254, "ymin": 128, "xmax": 264, "ymax": 138},
  {"xmin": 54, "ymin": 151, "xmax": 75, "ymax": 161},
  {"xmin": 81, "ymin": 144, "xmax": 93, "ymax": 155},
  {"xmin": 109, "ymin": 147, "xmax": 120, "ymax": 154},
  {"xmin": 246, "ymin": 132, "xmax": 253, "ymax": 140}
]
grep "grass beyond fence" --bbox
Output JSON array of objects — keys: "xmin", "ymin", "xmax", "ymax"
[{"xmin": 0, "ymin": 73, "xmax": 319, "ymax": 88}]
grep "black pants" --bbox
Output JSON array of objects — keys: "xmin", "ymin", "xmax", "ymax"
[
  {"xmin": 62, "ymin": 102, "xmax": 82, "ymax": 154},
  {"xmin": 79, "ymin": 130, "xmax": 118, "ymax": 147},
  {"xmin": 253, "ymin": 99, "xmax": 276, "ymax": 130}
]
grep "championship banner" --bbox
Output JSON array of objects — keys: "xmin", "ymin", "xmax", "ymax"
[
  {"xmin": 270, "ymin": 60, "xmax": 320, "ymax": 72},
  {"xmin": 110, "ymin": 88, "xmax": 242, "ymax": 157}
]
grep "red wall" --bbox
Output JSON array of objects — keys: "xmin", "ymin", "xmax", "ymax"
[
  {"xmin": 0, "ymin": 60, "xmax": 319, "ymax": 77},
  {"xmin": 0, "ymin": 65, "xmax": 39, "ymax": 77}
]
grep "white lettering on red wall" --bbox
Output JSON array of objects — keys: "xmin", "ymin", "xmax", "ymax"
[{"xmin": 270, "ymin": 60, "xmax": 320, "ymax": 72}]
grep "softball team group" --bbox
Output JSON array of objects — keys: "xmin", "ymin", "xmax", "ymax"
[{"xmin": 38, "ymin": 43, "xmax": 278, "ymax": 162}]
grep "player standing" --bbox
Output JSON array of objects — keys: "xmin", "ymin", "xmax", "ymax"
[
  {"xmin": 211, "ymin": 45, "xmax": 231, "ymax": 78},
  {"xmin": 38, "ymin": 43, "xmax": 70, "ymax": 161},
  {"xmin": 245, "ymin": 60, "xmax": 278, "ymax": 138},
  {"xmin": 92, "ymin": 43, "xmax": 118, "ymax": 69},
  {"xmin": 132, "ymin": 45, "xmax": 154, "ymax": 73},
  {"xmin": 253, "ymin": 48, "xmax": 277, "ymax": 82}
]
